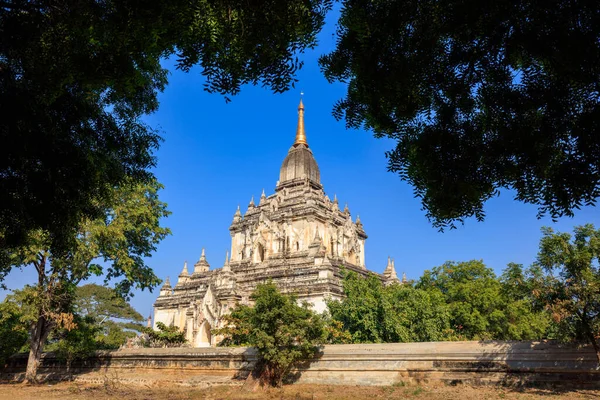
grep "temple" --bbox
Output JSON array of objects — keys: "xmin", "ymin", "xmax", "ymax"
[{"xmin": 153, "ymin": 100, "xmax": 404, "ymax": 347}]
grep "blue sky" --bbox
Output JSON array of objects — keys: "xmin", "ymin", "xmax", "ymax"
[{"xmin": 2, "ymin": 11, "xmax": 599, "ymax": 318}]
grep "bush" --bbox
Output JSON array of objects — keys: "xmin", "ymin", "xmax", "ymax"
[
  {"xmin": 141, "ymin": 322, "xmax": 187, "ymax": 347},
  {"xmin": 216, "ymin": 282, "xmax": 326, "ymax": 387}
]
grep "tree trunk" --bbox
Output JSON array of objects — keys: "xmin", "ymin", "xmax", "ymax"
[
  {"xmin": 24, "ymin": 315, "xmax": 50, "ymax": 383},
  {"xmin": 580, "ymin": 315, "xmax": 600, "ymax": 367},
  {"xmin": 587, "ymin": 333, "xmax": 600, "ymax": 367}
]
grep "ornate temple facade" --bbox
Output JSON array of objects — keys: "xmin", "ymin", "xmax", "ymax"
[{"xmin": 153, "ymin": 100, "xmax": 403, "ymax": 347}]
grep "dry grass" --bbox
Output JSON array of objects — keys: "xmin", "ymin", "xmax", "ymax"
[{"xmin": 1, "ymin": 381, "xmax": 599, "ymax": 400}]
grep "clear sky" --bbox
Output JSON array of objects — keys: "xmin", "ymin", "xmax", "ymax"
[{"xmin": 2, "ymin": 10, "xmax": 599, "ymax": 319}]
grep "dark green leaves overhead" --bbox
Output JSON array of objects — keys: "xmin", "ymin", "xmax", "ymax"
[
  {"xmin": 0, "ymin": 0, "xmax": 331, "ymax": 254},
  {"xmin": 176, "ymin": 0, "xmax": 332, "ymax": 97},
  {"xmin": 320, "ymin": 0, "xmax": 600, "ymax": 229}
]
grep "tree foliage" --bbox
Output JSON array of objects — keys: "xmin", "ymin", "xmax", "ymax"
[
  {"xmin": 0, "ymin": 0, "xmax": 331, "ymax": 253},
  {"xmin": 327, "ymin": 262, "xmax": 550, "ymax": 344},
  {"xmin": 2, "ymin": 0, "xmax": 599, "ymax": 246},
  {"xmin": 46, "ymin": 315, "xmax": 104, "ymax": 372},
  {"xmin": 0, "ymin": 299, "xmax": 29, "ymax": 367},
  {"xmin": 74, "ymin": 284, "xmax": 145, "ymax": 349},
  {"xmin": 417, "ymin": 260, "xmax": 549, "ymax": 340},
  {"xmin": 0, "ymin": 283, "xmax": 147, "ymax": 369},
  {"xmin": 534, "ymin": 224, "xmax": 600, "ymax": 363},
  {"xmin": 328, "ymin": 271, "xmax": 451, "ymax": 343},
  {"xmin": 320, "ymin": 0, "xmax": 600, "ymax": 228},
  {"xmin": 141, "ymin": 322, "xmax": 187, "ymax": 348},
  {"xmin": 498, "ymin": 263, "xmax": 550, "ymax": 340},
  {"xmin": 216, "ymin": 282, "xmax": 326, "ymax": 387},
  {"xmin": 2, "ymin": 178, "xmax": 170, "ymax": 382}
]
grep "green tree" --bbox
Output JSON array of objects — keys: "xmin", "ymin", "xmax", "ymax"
[
  {"xmin": 534, "ymin": 224, "xmax": 600, "ymax": 363},
  {"xmin": 216, "ymin": 282, "xmax": 326, "ymax": 387},
  {"xmin": 0, "ymin": 300, "xmax": 29, "ymax": 367},
  {"xmin": 498, "ymin": 263, "xmax": 550, "ymax": 340},
  {"xmin": 417, "ymin": 261, "xmax": 504, "ymax": 339},
  {"xmin": 3, "ymin": 178, "xmax": 170, "ymax": 382},
  {"xmin": 1, "ymin": 0, "xmax": 331, "ymax": 254},
  {"xmin": 320, "ymin": 0, "xmax": 600, "ymax": 229},
  {"xmin": 141, "ymin": 322, "xmax": 187, "ymax": 348},
  {"xmin": 45, "ymin": 315, "xmax": 103, "ymax": 374},
  {"xmin": 418, "ymin": 260, "xmax": 550, "ymax": 341},
  {"xmin": 328, "ymin": 271, "xmax": 451, "ymax": 343},
  {"xmin": 74, "ymin": 284, "xmax": 145, "ymax": 349}
]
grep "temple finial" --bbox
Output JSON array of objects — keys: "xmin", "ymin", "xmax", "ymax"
[
  {"xmin": 294, "ymin": 98, "xmax": 307, "ymax": 147},
  {"xmin": 181, "ymin": 261, "xmax": 189, "ymax": 276}
]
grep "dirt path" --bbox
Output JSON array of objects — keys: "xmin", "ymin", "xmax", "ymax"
[{"xmin": 0, "ymin": 382, "xmax": 599, "ymax": 400}]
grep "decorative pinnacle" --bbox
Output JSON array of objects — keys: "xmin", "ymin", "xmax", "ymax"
[
  {"xmin": 249, "ymin": 196, "xmax": 255, "ymax": 207},
  {"xmin": 294, "ymin": 99, "xmax": 307, "ymax": 147},
  {"xmin": 181, "ymin": 261, "xmax": 189, "ymax": 276},
  {"xmin": 200, "ymin": 248, "xmax": 206, "ymax": 261},
  {"xmin": 333, "ymin": 194, "xmax": 338, "ymax": 203},
  {"xmin": 234, "ymin": 205, "xmax": 241, "ymax": 216}
]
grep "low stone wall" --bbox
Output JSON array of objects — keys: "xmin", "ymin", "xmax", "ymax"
[{"xmin": 2, "ymin": 341, "xmax": 599, "ymax": 387}]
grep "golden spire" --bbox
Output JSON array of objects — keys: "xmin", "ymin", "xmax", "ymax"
[{"xmin": 294, "ymin": 98, "xmax": 307, "ymax": 146}]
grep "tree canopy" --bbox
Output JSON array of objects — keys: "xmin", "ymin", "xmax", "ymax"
[
  {"xmin": 534, "ymin": 224, "xmax": 600, "ymax": 362},
  {"xmin": 327, "ymin": 271, "xmax": 451, "ymax": 343},
  {"xmin": 0, "ymin": 297, "xmax": 29, "ymax": 367},
  {"xmin": 417, "ymin": 260, "xmax": 549, "ymax": 340},
  {"xmin": 0, "ymin": 0, "xmax": 331, "ymax": 253},
  {"xmin": 2, "ymin": 0, "xmax": 598, "ymax": 245},
  {"xmin": 320, "ymin": 0, "xmax": 600, "ymax": 228},
  {"xmin": 73, "ymin": 284, "xmax": 146, "ymax": 349},
  {"xmin": 2, "ymin": 178, "xmax": 170, "ymax": 382}
]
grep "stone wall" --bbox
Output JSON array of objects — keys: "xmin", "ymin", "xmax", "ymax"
[{"xmin": 2, "ymin": 341, "xmax": 599, "ymax": 387}]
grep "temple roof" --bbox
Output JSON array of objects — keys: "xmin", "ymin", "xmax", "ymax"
[{"xmin": 277, "ymin": 100, "xmax": 321, "ymax": 189}]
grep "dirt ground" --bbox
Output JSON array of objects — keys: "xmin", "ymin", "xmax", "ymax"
[{"xmin": 0, "ymin": 382, "xmax": 599, "ymax": 400}]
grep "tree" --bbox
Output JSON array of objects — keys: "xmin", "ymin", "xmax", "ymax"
[
  {"xmin": 320, "ymin": 0, "xmax": 600, "ymax": 229},
  {"xmin": 1, "ymin": 0, "xmax": 331, "ymax": 254},
  {"xmin": 74, "ymin": 284, "xmax": 145, "ymax": 349},
  {"xmin": 3, "ymin": 178, "xmax": 170, "ymax": 382},
  {"xmin": 328, "ymin": 271, "xmax": 451, "ymax": 343},
  {"xmin": 141, "ymin": 322, "xmax": 187, "ymax": 348},
  {"xmin": 0, "ymin": 300, "xmax": 29, "ymax": 367},
  {"xmin": 534, "ymin": 224, "xmax": 600, "ymax": 363},
  {"xmin": 417, "ymin": 261, "xmax": 504, "ymax": 339},
  {"xmin": 46, "ymin": 315, "xmax": 103, "ymax": 374},
  {"xmin": 417, "ymin": 260, "xmax": 550, "ymax": 341},
  {"xmin": 215, "ymin": 282, "xmax": 326, "ymax": 387},
  {"xmin": 498, "ymin": 263, "xmax": 550, "ymax": 340}
]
